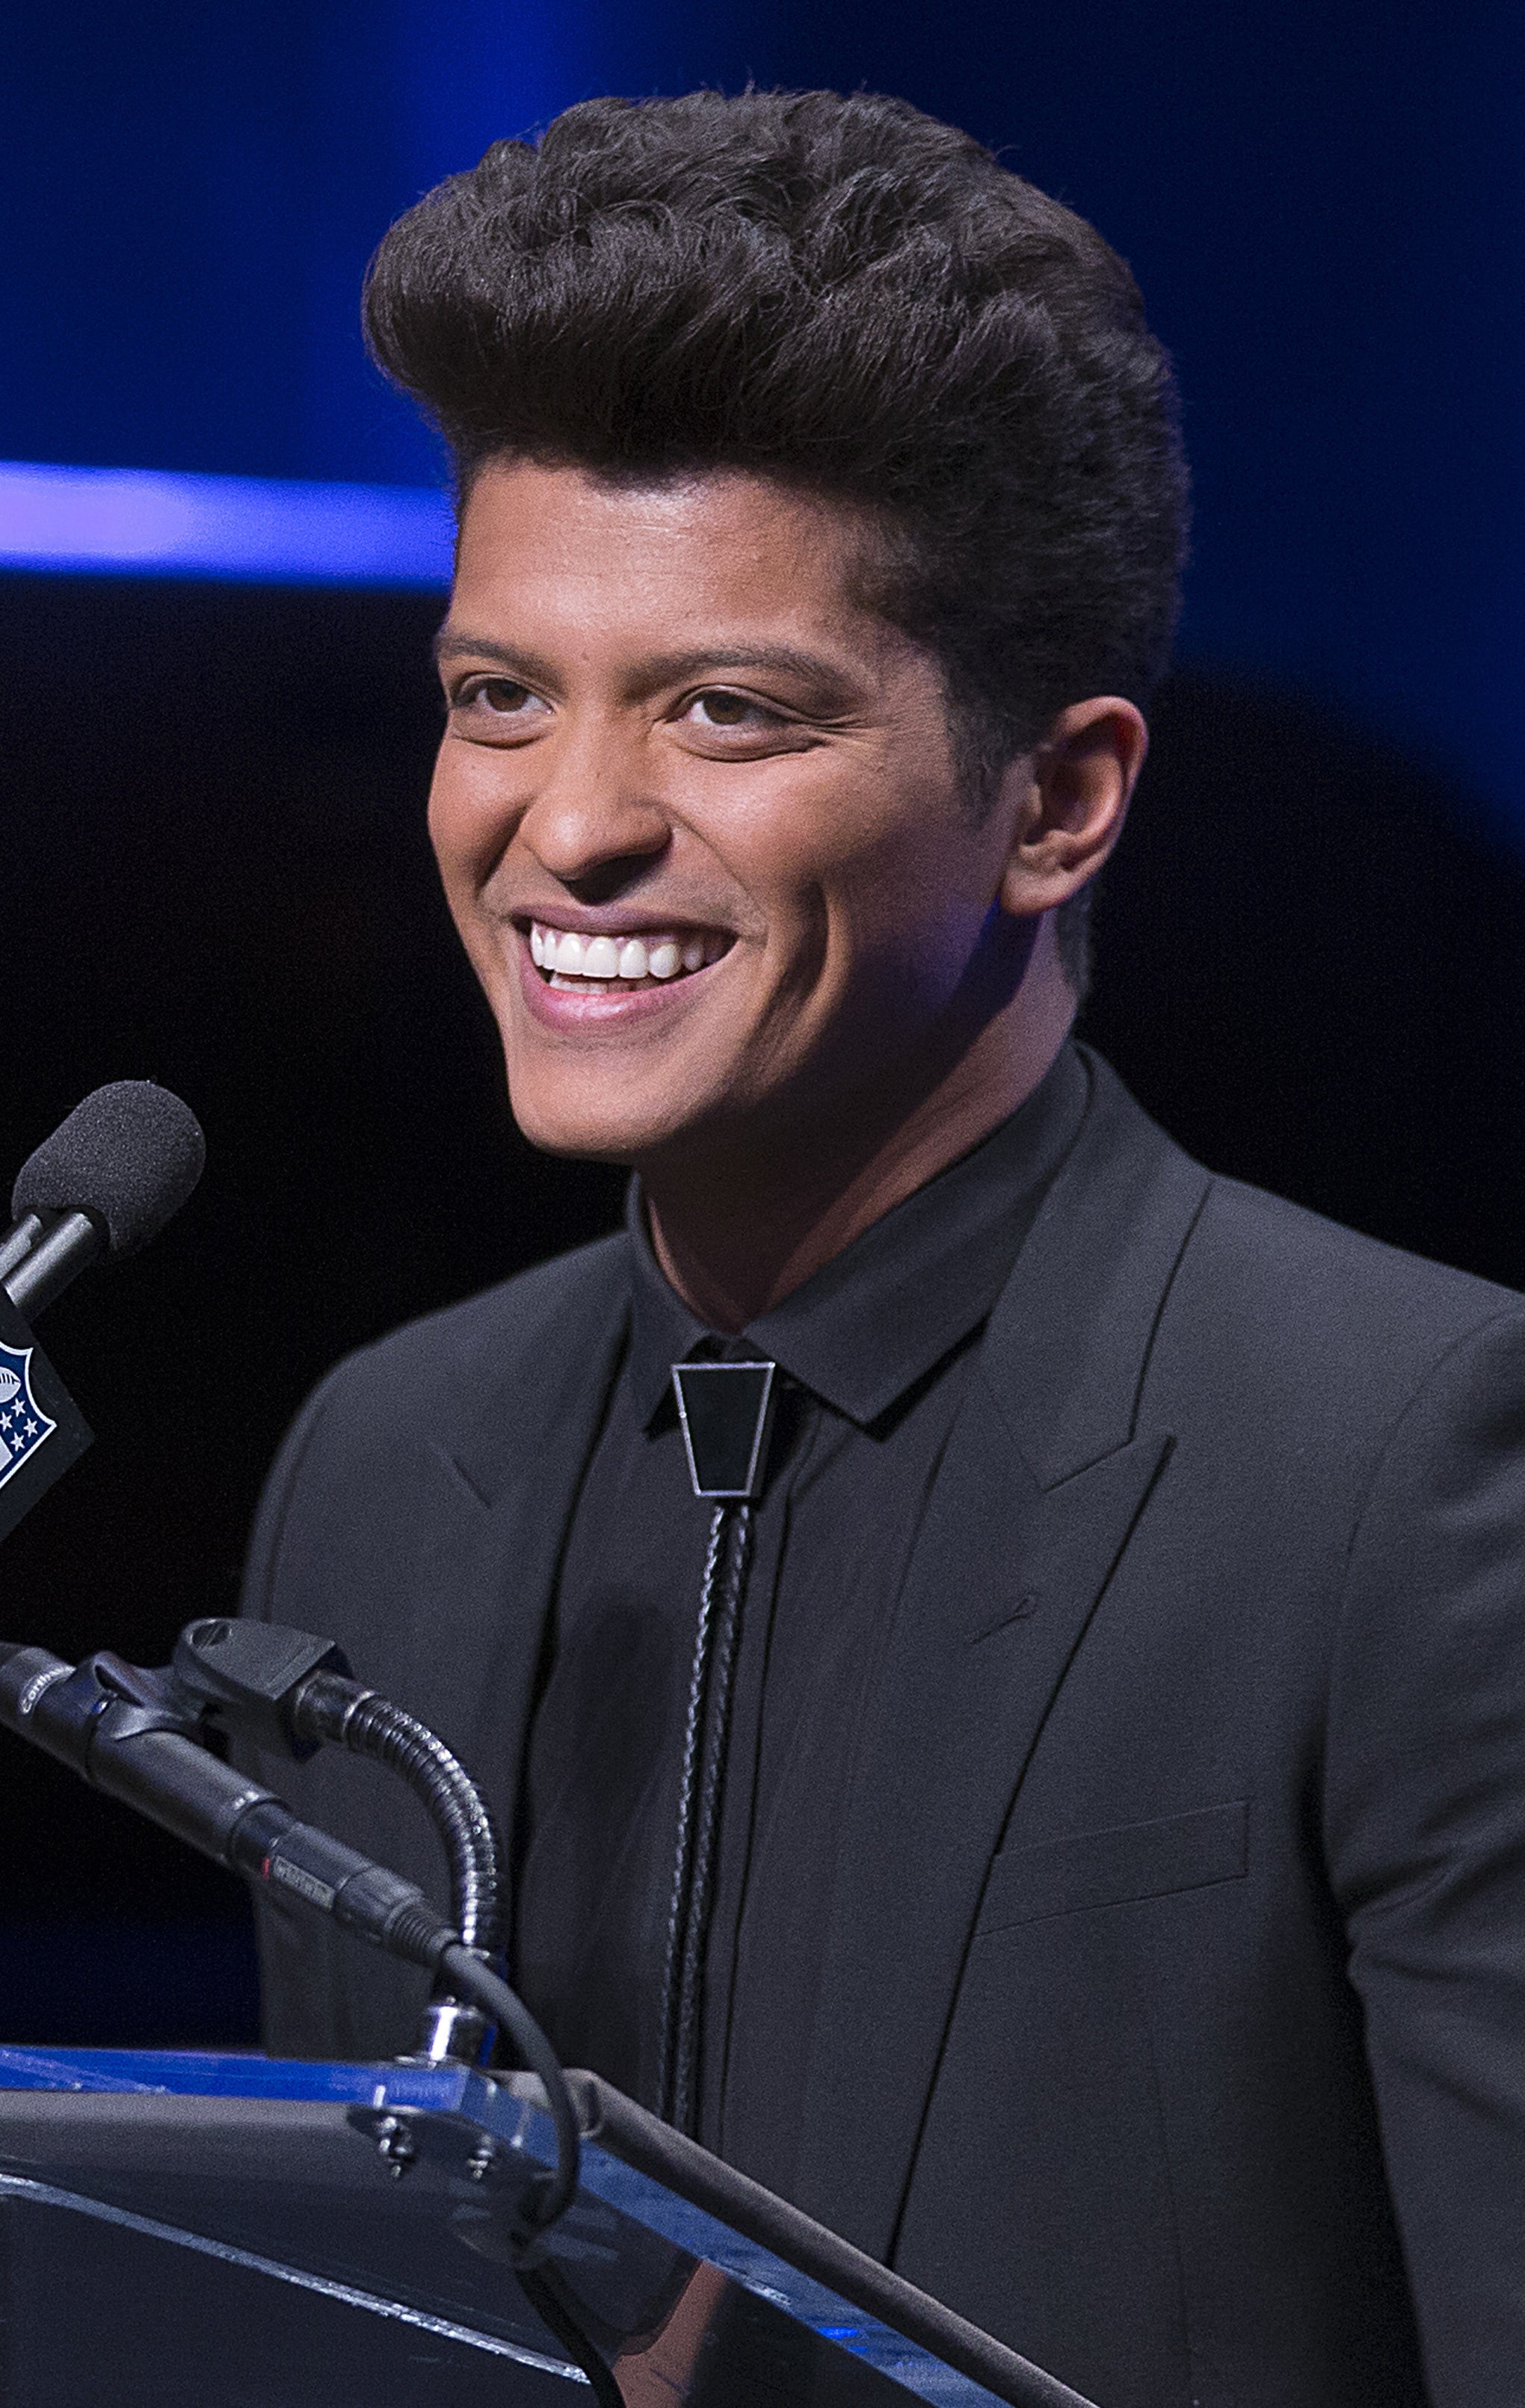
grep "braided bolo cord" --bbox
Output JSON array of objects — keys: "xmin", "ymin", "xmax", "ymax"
[
  {"xmin": 671, "ymin": 1503, "xmax": 752, "ymax": 2136},
  {"xmin": 657, "ymin": 1504, "xmax": 728, "ymax": 2123},
  {"xmin": 657, "ymin": 1501, "xmax": 753, "ymax": 2134}
]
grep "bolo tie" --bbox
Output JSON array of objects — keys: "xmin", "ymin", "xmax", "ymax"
[{"xmin": 656, "ymin": 1352, "xmax": 779, "ymax": 2135}]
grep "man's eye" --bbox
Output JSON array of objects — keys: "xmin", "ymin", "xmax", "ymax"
[
  {"xmin": 458, "ymin": 677, "xmax": 546, "ymax": 717},
  {"xmin": 684, "ymin": 690, "xmax": 783, "ymax": 731}
]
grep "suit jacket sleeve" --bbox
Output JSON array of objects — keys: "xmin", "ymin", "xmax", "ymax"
[{"xmin": 1326, "ymin": 1304, "xmax": 1525, "ymax": 2408}]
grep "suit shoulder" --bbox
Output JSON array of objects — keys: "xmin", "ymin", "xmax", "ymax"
[
  {"xmin": 1201, "ymin": 1172, "xmax": 1518, "ymax": 1318},
  {"xmin": 1174, "ymin": 1170, "xmax": 1525, "ymax": 1391},
  {"xmin": 303, "ymin": 1229, "xmax": 628, "ymax": 1424},
  {"xmin": 1068, "ymin": 1049, "xmax": 1525, "ymax": 1379}
]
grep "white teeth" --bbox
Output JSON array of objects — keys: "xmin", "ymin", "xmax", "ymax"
[{"xmin": 529, "ymin": 920, "xmax": 727, "ymax": 986}]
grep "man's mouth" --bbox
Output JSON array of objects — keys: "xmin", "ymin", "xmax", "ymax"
[{"xmin": 528, "ymin": 920, "xmax": 731, "ymax": 995}]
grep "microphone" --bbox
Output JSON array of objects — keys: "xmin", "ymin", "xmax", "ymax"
[
  {"xmin": 4, "ymin": 1081, "xmax": 205, "ymax": 1318},
  {"xmin": 0, "ymin": 1640, "xmax": 456, "ymax": 1961},
  {"xmin": 0, "ymin": 1082, "xmax": 205, "ymax": 1543}
]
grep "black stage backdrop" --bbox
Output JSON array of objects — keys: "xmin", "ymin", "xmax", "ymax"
[{"xmin": 4, "ymin": 572, "xmax": 1524, "ymax": 2046}]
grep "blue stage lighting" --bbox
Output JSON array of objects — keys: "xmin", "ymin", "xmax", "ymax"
[{"xmin": 0, "ymin": 462, "xmax": 454, "ymax": 587}]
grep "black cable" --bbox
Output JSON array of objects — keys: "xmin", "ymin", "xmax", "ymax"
[
  {"xmin": 517, "ymin": 2265, "xmax": 624, "ymax": 2407},
  {"xmin": 434, "ymin": 1948, "xmax": 623, "ymax": 2403},
  {"xmin": 436, "ymin": 1945, "xmax": 582, "ymax": 2234}
]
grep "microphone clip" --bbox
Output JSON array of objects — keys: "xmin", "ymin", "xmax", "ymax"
[
  {"xmin": 6, "ymin": 1649, "xmax": 204, "ymax": 1785},
  {"xmin": 168, "ymin": 1617, "xmax": 354, "ymax": 1762}
]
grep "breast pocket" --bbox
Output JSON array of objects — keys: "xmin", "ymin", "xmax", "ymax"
[{"xmin": 975, "ymin": 1800, "xmax": 1248, "ymax": 1935}]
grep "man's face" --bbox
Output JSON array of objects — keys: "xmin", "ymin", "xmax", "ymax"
[{"xmin": 430, "ymin": 460, "xmax": 1030, "ymax": 1171}]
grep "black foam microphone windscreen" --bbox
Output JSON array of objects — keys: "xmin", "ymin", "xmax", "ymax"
[{"xmin": 11, "ymin": 1082, "xmax": 206, "ymax": 1258}]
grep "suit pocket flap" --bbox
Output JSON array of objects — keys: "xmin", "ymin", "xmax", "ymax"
[{"xmin": 976, "ymin": 1800, "xmax": 1248, "ymax": 1933}]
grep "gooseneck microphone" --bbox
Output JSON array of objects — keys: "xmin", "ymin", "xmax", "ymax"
[
  {"xmin": 0, "ymin": 1636, "xmax": 582, "ymax": 2246},
  {"xmin": 0, "ymin": 1639, "xmax": 466, "ymax": 1965},
  {"xmin": 4, "ymin": 1081, "xmax": 206, "ymax": 1318},
  {"xmin": 0, "ymin": 1093, "xmax": 620, "ymax": 2389}
]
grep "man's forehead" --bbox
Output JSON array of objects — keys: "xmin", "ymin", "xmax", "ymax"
[
  {"xmin": 444, "ymin": 459, "xmax": 915, "ymax": 682},
  {"xmin": 454, "ymin": 458, "xmax": 876, "ymax": 602}
]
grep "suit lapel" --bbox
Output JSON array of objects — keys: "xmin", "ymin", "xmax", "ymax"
[
  {"xmin": 381, "ymin": 1242, "xmax": 631, "ymax": 1880},
  {"xmin": 795, "ymin": 1060, "xmax": 1210, "ymax": 2256}
]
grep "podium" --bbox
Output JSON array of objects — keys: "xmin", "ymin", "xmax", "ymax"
[{"xmin": 0, "ymin": 2044, "xmax": 1094, "ymax": 2406}]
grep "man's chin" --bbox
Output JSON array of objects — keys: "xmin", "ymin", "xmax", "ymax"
[{"xmin": 505, "ymin": 1076, "xmax": 719, "ymax": 1170}]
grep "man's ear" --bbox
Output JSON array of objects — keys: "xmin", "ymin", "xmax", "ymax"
[{"xmin": 996, "ymin": 697, "xmax": 1148, "ymax": 919}]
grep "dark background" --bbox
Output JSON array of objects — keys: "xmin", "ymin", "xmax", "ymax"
[{"xmin": 4, "ymin": 4, "xmax": 1525, "ymax": 2043}]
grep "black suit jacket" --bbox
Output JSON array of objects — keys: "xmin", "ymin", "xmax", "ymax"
[{"xmin": 241, "ymin": 1050, "xmax": 1525, "ymax": 2408}]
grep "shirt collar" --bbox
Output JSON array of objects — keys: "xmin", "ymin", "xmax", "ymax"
[{"xmin": 623, "ymin": 1042, "xmax": 1091, "ymax": 1430}]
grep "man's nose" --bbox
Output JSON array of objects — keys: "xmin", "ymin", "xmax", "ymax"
[{"xmin": 517, "ymin": 729, "xmax": 672, "ymax": 894}]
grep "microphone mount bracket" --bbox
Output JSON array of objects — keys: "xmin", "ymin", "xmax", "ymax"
[{"xmin": 169, "ymin": 1617, "xmax": 354, "ymax": 1762}]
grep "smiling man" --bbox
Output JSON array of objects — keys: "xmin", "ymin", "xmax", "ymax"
[
  {"xmin": 430, "ymin": 463, "xmax": 1133, "ymax": 1324},
  {"xmin": 242, "ymin": 90, "xmax": 1525, "ymax": 2408}
]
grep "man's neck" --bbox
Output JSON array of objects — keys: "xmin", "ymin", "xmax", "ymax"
[{"xmin": 643, "ymin": 934, "xmax": 1077, "ymax": 1331}]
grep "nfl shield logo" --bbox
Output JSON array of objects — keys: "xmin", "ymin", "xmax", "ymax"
[{"xmin": 0, "ymin": 1345, "xmax": 55, "ymax": 1492}]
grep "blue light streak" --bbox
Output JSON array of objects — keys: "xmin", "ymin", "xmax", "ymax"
[{"xmin": 0, "ymin": 461, "xmax": 455, "ymax": 587}]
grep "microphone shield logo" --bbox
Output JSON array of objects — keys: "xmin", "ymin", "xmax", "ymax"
[{"xmin": 0, "ymin": 1347, "xmax": 56, "ymax": 1492}]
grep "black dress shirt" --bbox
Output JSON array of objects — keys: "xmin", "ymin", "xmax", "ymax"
[{"xmin": 513, "ymin": 1042, "xmax": 1089, "ymax": 2196}]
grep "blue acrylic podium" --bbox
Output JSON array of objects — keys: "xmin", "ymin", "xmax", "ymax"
[{"xmin": 0, "ymin": 2045, "xmax": 1093, "ymax": 2407}]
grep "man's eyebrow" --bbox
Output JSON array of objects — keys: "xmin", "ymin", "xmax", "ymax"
[
  {"xmin": 633, "ymin": 643, "xmax": 858, "ymax": 694},
  {"xmin": 433, "ymin": 629, "xmax": 555, "ymax": 679},
  {"xmin": 432, "ymin": 628, "xmax": 860, "ymax": 703}
]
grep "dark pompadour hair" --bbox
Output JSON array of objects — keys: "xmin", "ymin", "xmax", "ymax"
[{"xmin": 365, "ymin": 89, "xmax": 1189, "ymax": 990}]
